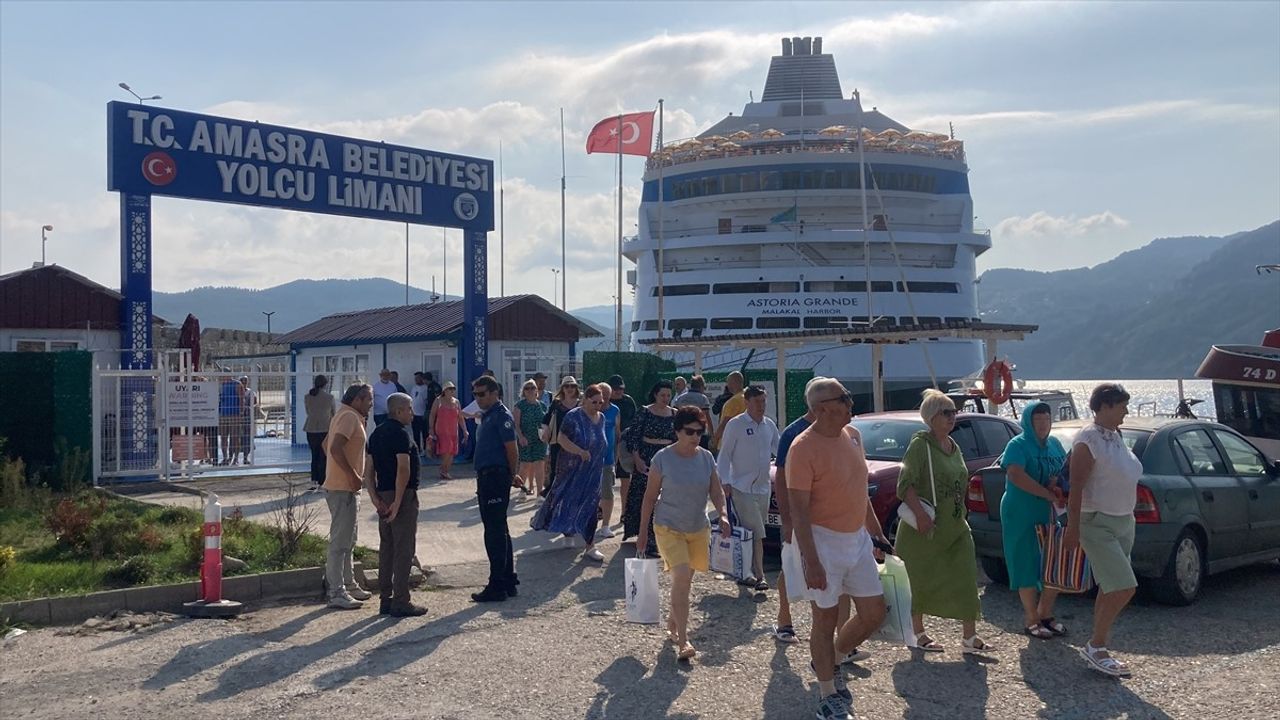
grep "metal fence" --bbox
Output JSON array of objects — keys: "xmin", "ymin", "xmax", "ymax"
[{"xmin": 94, "ymin": 351, "xmax": 306, "ymax": 483}]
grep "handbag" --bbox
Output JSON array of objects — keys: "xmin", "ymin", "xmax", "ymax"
[
  {"xmin": 1037, "ymin": 512, "xmax": 1095, "ymax": 594},
  {"xmin": 897, "ymin": 443, "xmax": 938, "ymax": 531},
  {"xmin": 624, "ymin": 557, "xmax": 660, "ymax": 624}
]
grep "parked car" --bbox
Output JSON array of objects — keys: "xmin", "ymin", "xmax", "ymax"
[
  {"xmin": 764, "ymin": 411, "xmax": 1022, "ymax": 543},
  {"xmin": 967, "ymin": 418, "xmax": 1280, "ymax": 605}
]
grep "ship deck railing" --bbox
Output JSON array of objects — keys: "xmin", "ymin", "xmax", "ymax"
[{"xmin": 647, "ymin": 137, "xmax": 965, "ymax": 172}]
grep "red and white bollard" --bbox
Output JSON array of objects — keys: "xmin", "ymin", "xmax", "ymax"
[{"xmin": 184, "ymin": 493, "xmax": 243, "ymax": 618}]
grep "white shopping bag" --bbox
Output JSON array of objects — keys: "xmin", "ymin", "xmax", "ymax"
[
  {"xmin": 780, "ymin": 539, "xmax": 810, "ymax": 603},
  {"xmin": 624, "ymin": 558, "xmax": 661, "ymax": 624},
  {"xmin": 871, "ymin": 554, "xmax": 917, "ymax": 647},
  {"xmin": 709, "ymin": 525, "xmax": 754, "ymax": 581}
]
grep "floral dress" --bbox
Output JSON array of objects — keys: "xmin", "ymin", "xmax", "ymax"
[
  {"xmin": 622, "ymin": 405, "xmax": 676, "ymax": 540},
  {"xmin": 531, "ymin": 408, "xmax": 608, "ymax": 543},
  {"xmin": 515, "ymin": 398, "xmax": 548, "ymax": 462}
]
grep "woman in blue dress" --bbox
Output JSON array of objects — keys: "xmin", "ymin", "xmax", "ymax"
[
  {"xmin": 532, "ymin": 384, "xmax": 609, "ymax": 562},
  {"xmin": 999, "ymin": 400, "xmax": 1068, "ymax": 639}
]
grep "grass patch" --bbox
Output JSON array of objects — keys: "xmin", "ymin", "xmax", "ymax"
[{"xmin": 0, "ymin": 494, "xmax": 333, "ymax": 602}]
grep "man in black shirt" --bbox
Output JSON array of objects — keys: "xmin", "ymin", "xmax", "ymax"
[
  {"xmin": 608, "ymin": 375, "xmax": 638, "ymax": 506},
  {"xmin": 470, "ymin": 375, "xmax": 521, "ymax": 603},
  {"xmin": 365, "ymin": 392, "xmax": 426, "ymax": 617}
]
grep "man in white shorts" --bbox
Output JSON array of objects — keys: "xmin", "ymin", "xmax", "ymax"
[
  {"xmin": 788, "ymin": 378, "xmax": 888, "ymax": 720},
  {"xmin": 716, "ymin": 384, "xmax": 780, "ymax": 591}
]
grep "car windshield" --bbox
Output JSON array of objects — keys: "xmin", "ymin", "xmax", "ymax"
[{"xmin": 851, "ymin": 418, "xmax": 926, "ymax": 461}]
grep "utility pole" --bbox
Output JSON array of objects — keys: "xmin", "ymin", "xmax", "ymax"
[{"xmin": 261, "ymin": 311, "xmax": 275, "ymax": 336}]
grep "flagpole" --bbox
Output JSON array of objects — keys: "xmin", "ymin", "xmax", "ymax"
[
  {"xmin": 499, "ymin": 139, "xmax": 505, "ymax": 297},
  {"xmin": 560, "ymin": 108, "xmax": 567, "ymax": 311},
  {"xmin": 615, "ymin": 114, "xmax": 624, "ymax": 350},
  {"xmin": 657, "ymin": 99, "xmax": 665, "ymax": 340},
  {"xmin": 442, "ymin": 227, "xmax": 447, "ymax": 299}
]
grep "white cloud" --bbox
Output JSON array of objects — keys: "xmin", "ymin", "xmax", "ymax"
[
  {"xmin": 983, "ymin": 210, "xmax": 1135, "ymax": 271},
  {"xmin": 909, "ymin": 100, "xmax": 1278, "ymax": 134},
  {"xmin": 995, "ymin": 210, "xmax": 1130, "ymax": 241}
]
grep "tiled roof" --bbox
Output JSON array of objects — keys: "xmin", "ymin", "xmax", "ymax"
[{"xmin": 276, "ymin": 294, "xmax": 600, "ymax": 346}]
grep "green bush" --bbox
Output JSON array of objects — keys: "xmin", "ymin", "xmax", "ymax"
[
  {"xmin": 44, "ymin": 495, "xmax": 106, "ymax": 551},
  {"xmin": 155, "ymin": 506, "xmax": 195, "ymax": 525},
  {"xmin": 86, "ymin": 512, "xmax": 145, "ymax": 560},
  {"xmin": 103, "ymin": 556, "xmax": 154, "ymax": 587}
]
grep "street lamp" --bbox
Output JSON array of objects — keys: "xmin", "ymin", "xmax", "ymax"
[
  {"xmin": 550, "ymin": 268, "xmax": 561, "ymax": 307},
  {"xmin": 40, "ymin": 225, "xmax": 53, "ymax": 265},
  {"xmin": 262, "ymin": 311, "xmax": 276, "ymax": 336},
  {"xmin": 118, "ymin": 82, "xmax": 161, "ymax": 104}
]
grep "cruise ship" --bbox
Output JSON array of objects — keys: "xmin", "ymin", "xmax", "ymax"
[{"xmin": 624, "ymin": 36, "xmax": 989, "ymax": 398}]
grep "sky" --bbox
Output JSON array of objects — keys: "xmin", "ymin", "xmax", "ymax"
[{"xmin": 1, "ymin": 1, "xmax": 1277, "ymax": 311}]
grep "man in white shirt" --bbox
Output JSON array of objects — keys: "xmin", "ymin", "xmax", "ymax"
[
  {"xmin": 410, "ymin": 372, "xmax": 432, "ymax": 455},
  {"xmin": 372, "ymin": 369, "xmax": 397, "ymax": 427},
  {"xmin": 716, "ymin": 384, "xmax": 780, "ymax": 590}
]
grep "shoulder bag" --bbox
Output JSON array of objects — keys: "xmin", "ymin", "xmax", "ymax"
[{"xmin": 897, "ymin": 442, "xmax": 938, "ymax": 532}]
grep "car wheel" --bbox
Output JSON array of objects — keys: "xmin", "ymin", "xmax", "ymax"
[
  {"xmin": 980, "ymin": 555, "xmax": 1009, "ymax": 587},
  {"xmin": 1148, "ymin": 528, "xmax": 1205, "ymax": 606}
]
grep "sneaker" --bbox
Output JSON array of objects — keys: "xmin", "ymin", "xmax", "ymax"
[
  {"xmin": 582, "ymin": 547, "xmax": 605, "ymax": 562},
  {"xmin": 773, "ymin": 624, "xmax": 800, "ymax": 643},
  {"xmin": 387, "ymin": 603, "xmax": 428, "ymax": 617},
  {"xmin": 471, "ymin": 586, "xmax": 508, "ymax": 603},
  {"xmin": 811, "ymin": 661, "xmax": 852, "ymax": 704},
  {"xmin": 345, "ymin": 585, "xmax": 372, "ymax": 601},
  {"xmin": 816, "ymin": 692, "xmax": 853, "ymax": 720},
  {"xmin": 327, "ymin": 593, "xmax": 363, "ymax": 610},
  {"xmin": 840, "ymin": 647, "xmax": 871, "ymax": 664},
  {"xmin": 379, "ymin": 600, "xmax": 391, "ymax": 615},
  {"xmin": 596, "ymin": 525, "xmax": 616, "ymax": 539}
]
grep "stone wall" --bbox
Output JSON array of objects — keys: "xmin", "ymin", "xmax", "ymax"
[{"xmin": 154, "ymin": 326, "xmax": 288, "ymax": 365}]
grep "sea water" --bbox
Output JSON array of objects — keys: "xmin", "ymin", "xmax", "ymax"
[{"xmin": 1022, "ymin": 379, "xmax": 1216, "ymax": 420}]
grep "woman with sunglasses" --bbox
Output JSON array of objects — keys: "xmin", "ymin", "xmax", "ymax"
[
  {"xmin": 622, "ymin": 380, "xmax": 677, "ymax": 554},
  {"xmin": 513, "ymin": 380, "xmax": 549, "ymax": 498},
  {"xmin": 894, "ymin": 389, "xmax": 988, "ymax": 654},
  {"xmin": 637, "ymin": 405, "xmax": 731, "ymax": 661},
  {"xmin": 532, "ymin": 384, "xmax": 610, "ymax": 562},
  {"xmin": 540, "ymin": 376, "xmax": 582, "ymax": 497}
]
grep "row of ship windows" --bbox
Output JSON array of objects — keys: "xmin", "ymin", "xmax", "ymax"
[
  {"xmin": 652, "ymin": 280, "xmax": 960, "ymax": 297},
  {"xmin": 631, "ymin": 316, "xmax": 976, "ymax": 332},
  {"xmin": 668, "ymin": 169, "xmax": 940, "ymax": 200}
]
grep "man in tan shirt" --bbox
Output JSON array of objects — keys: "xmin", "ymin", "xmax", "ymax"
[{"xmin": 323, "ymin": 383, "xmax": 374, "ymax": 609}]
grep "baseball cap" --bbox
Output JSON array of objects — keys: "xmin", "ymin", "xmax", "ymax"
[
  {"xmin": 607, "ymin": 374, "xmax": 625, "ymax": 389},
  {"xmin": 532, "ymin": 372, "xmax": 548, "ymax": 380}
]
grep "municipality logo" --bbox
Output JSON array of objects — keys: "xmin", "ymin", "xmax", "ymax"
[{"xmin": 453, "ymin": 193, "xmax": 479, "ymax": 221}]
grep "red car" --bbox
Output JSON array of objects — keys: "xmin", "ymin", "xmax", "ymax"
[{"xmin": 766, "ymin": 411, "xmax": 1022, "ymax": 541}]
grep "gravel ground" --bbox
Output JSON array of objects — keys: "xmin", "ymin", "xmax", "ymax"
[{"xmin": 2, "ymin": 541, "xmax": 1276, "ymax": 720}]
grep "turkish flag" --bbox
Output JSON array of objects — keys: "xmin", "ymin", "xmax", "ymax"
[{"xmin": 585, "ymin": 111, "xmax": 655, "ymax": 156}]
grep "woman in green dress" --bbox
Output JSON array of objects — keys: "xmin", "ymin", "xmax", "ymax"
[
  {"xmin": 999, "ymin": 401, "xmax": 1067, "ymax": 639},
  {"xmin": 895, "ymin": 389, "xmax": 989, "ymax": 654},
  {"xmin": 513, "ymin": 380, "xmax": 548, "ymax": 498}
]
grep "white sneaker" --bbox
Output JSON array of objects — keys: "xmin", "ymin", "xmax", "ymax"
[
  {"xmin": 582, "ymin": 547, "xmax": 605, "ymax": 562},
  {"xmin": 596, "ymin": 525, "xmax": 616, "ymax": 539},
  {"xmin": 327, "ymin": 592, "xmax": 363, "ymax": 610},
  {"xmin": 345, "ymin": 585, "xmax": 373, "ymax": 601}
]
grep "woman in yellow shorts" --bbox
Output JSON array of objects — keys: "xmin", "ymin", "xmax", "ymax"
[{"xmin": 637, "ymin": 405, "xmax": 731, "ymax": 661}]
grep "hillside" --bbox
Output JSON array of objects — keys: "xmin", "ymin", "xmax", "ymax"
[{"xmin": 982, "ymin": 221, "xmax": 1280, "ymax": 378}]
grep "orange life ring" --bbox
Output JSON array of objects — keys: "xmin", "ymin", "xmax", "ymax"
[{"xmin": 983, "ymin": 360, "xmax": 1013, "ymax": 405}]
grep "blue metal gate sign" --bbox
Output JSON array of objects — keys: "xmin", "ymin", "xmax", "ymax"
[{"xmin": 107, "ymin": 101, "xmax": 494, "ymax": 231}]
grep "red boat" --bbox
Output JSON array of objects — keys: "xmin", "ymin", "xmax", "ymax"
[{"xmin": 1196, "ymin": 328, "xmax": 1280, "ymax": 460}]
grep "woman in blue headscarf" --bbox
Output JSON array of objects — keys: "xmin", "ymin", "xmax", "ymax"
[{"xmin": 999, "ymin": 401, "xmax": 1068, "ymax": 639}]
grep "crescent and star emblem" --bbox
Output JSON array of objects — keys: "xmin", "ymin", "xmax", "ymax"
[{"xmin": 610, "ymin": 121, "xmax": 642, "ymax": 145}]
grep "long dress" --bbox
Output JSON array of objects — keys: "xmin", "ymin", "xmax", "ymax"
[
  {"xmin": 999, "ymin": 405, "xmax": 1067, "ymax": 590},
  {"xmin": 532, "ymin": 408, "xmax": 607, "ymax": 543},
  {"xmin": 894, "ymin": 431, "xmax": 981, "ymax": 621},
  {"xmin": 434, "ymin": 402, "xmax": 461, "ymax": 456},
  {"xmin": 515, "ymin": 398, "xmax": 548, "ymax": 463},
  {"xmin": 622, "ymin": 405, "xmax": 676, "ymax": 540}
]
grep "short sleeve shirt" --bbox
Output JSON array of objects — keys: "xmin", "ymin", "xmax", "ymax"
[
  {"xmin": 774, "ymin": 417, "xmax": 813, "ymax": 469},
  {"xmin": 720, "ymin": 392, "xmax": 747, "ymax": 423},
  {"xmin": 674, "ymin": 391, "xmax": 711, "ymax": 411},
  {"xmin": 367, "ymin": 419, "xmax": 419, "ymax": 492},
  {"xmin": 1074, "ymin": 423, "xmax": 1142, "ymax": 515},
  {"xmin": 474, "ymin": 402, "xmax": 517, "ymax": 472},
  {"xmin": 410, "ymin": 385, "xmax": 431, "ymax": 416},
  {"xmin": 651, "ymin": 445, "xmax": 717, "ymax": 533},
  {"xmin": 323, "ymin": 404, "xmax": 367, "ymax": 492},
  {"xmin": 786, "ymin": 425, "xmax": 868, "ymax": 533}
]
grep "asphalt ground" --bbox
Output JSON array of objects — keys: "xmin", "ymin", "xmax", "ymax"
[{"xmin": 2, "ymin": 524, "xmax": 1277, "ymax": 720}]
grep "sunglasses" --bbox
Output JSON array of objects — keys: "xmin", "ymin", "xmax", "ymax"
[
  {"xmin": 940, "ymin": 409, "xmax": 957, "ymax": 418},
  {"xmin": 680, "ymin": 427, "xmax": 705, "ymax": 436},
  {"xmin": 473, "ymin": 390, "xmax": 489, "ymax": 398},
  {"xmin": 821, "ymin": 392, "xmax": 854, "ymax": 407}
]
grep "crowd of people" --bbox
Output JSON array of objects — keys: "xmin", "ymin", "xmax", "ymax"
[{"xmin": 303, "ymin": 368, "xmax": 1146, "ymax": 719}]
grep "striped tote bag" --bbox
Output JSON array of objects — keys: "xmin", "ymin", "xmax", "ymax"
[{"xmin": 1036, "ymin": 522, "xmax": 1096, "ymax": 594}]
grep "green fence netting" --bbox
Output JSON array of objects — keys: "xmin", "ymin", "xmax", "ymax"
[{"xmin": 0, "ymin": 351, "xmax": 92, "ymax": 484}]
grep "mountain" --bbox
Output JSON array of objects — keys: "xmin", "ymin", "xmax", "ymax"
[
  {"xmin": 981, "ymin": 221, "xmax": 1280, "ymax": 378},
  {"xmin": 154, "ymin": 279, "xmax": 456, "ymax": 333}
]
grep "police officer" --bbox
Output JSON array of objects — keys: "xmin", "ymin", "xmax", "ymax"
[{"xmin": 470, "ymin": 375, "xmax": 522, "ymax": 603}]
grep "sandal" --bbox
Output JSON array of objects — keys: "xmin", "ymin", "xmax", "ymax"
[
  {"xmin": 1040, "ymin": 617, "xmax": 1067, "ymax": 636},
  {"xmin": 1024, "ymin": 624, "xmax": 1053, "ymax": 640},
  {"xmin": 677, "ymin": 642, "xmax": 697, "ymax": 661},
  {"xmin": 773, "ymin": 624, "xmax": 799, "ymax": 644},
  {"xmin": 737, "ymin": 575, "xmax": 759, "ymax": 587},
  {"xmin": 912, "ymin": 633, "xmax": 944, "ymax": 653},
  {"xmin": 961, "ymin": 635, "xmax": 993, "ymax": 655},
  {"xmin": 1080, "ymin": 643, "xmax": 1131, "ymax": 677}
]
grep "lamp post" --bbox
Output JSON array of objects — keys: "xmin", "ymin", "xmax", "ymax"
[
  {"xmin": 40, "ymin": 225, "xmax": 53, "ymax": 265},
  {"xmin": 118, "ymin": 82, "xmax": 161, "ymax": 104},
  {"xmin": 551, "ymin": 268, "xmax": 560, "ymax": 307},
  {"xmin": 262, "ymin": 311, "xmax": 275, "ymax": 336}
]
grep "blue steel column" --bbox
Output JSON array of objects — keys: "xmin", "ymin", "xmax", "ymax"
[
  {"xmin": 119, "ymin": 193, "xmax": 157, "ymax": 468},
  {"xmin": 460, "ymin": 229, "xmax": 488, "ymax": 404}
]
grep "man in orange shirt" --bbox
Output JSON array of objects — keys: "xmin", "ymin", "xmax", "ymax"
[
  {"xmin": 323, "ymin": 383, "xmax": 375, "ymax": 609},
  {"xmin": 787, "ymin": 378, "xmax": 888, "ymax": 720}
]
